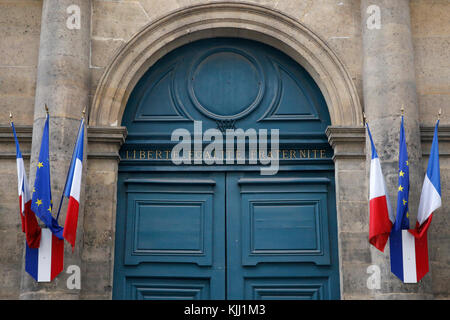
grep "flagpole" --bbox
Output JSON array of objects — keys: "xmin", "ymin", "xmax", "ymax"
[
  {"xmin": 55, "ymin": 107, "xmax": 86, "ymax": 222},
  {"xmin": 44, "ymin": 104, "xmax": 62, "ymax": 221}
]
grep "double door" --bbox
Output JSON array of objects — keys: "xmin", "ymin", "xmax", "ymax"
[{"xmin": 113, "ymin": 170, "xmax": 340, "ymax": 299}]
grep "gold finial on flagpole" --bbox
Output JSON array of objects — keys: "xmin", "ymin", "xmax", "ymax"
[
  {"xmin": 438, "ymin": 108, "xmax": 442, "ymax": 120},
  {"xmin": 82, "ymin": 106, "xmax": 86, "ymax": 118},
  {"xmin": 363, "ymin": 112, "xmax": 367, "ymax": 125},
  {"xmin": 9, "ymin": 111, "xmax": 13, "ymax": 123},
  {"xmin": 44, "ymin": 103, "xmax": 49, "ymax": 114},
  {"xmin": 400, "ymin": 104, "xmax": 405, "ymax": 116}
]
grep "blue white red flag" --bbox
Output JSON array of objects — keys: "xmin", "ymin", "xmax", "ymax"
[
  {"xmin": 415, "ymin": 119, "xmax": 441, "ymax": 232},
  {"xmin": 27, "ymin": 113, "xmax": 64, "ymax": 281},
  {"xmin": 389, "ymin": 228, "xmax": 429, "ymax": 283},
  {"xmin": 389, "ymin": 119, "xmax": 442, "ymax": 283},
  {"xmin": 62, "ymin": 118, "xmax": 85, "ymax": 251},
  {"xmin": 389, "ymin": 118, "xmax": 440, "ymax": 283},
  {"xmin": 366, "ymin": 124, "xmax": 394, "ymax": 252},
  {"xmin": 11, "ymin": 121, "xmax": 41, "ymax": 248},
  {"xmin": 25, "ymin": 228, "xmax": 64, "ymax": 282}
]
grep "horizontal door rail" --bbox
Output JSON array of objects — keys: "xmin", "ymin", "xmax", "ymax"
[
  {"xmin": 237, "ymin": 177, "xmax": 330, "ymax": 185},
  {"xmin": 124, "ymin": 178, "xmax": 216, "ymax": 185}
]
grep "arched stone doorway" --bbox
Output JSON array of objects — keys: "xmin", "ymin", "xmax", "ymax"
[
  {"xmin": 88, "ymin": 2, "xmax": 364, "ymax": 299},
  {"xmin": 113, "ymin": 37, "xmax": 340, "ymax": 299}
]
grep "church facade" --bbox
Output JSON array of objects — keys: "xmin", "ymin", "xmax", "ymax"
[{"xmin": 0, "ymin": 0, "xmax": 448, "ymax": 300}]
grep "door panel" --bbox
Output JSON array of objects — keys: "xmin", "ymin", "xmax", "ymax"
[
  {"xmin": 123, "ymin": 180, "xmax": 216, "ymax": 266},
  {"xmin": 226, "ymin": 171, "xmax": 340, "ymax": 300},
  {"xmin": 113, "ymin": 172, "xmax": 226, "ymax": 300},
  {"xmin": 243, "ymin": 277, "xmax": 331, "ymax": 300},
  {"xmin": 125, "ymin": 277, "xmax": 212, "ymax": 300}
]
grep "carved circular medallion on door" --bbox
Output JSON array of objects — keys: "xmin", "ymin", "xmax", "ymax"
[{"xmin": 188, "ymin": 48, "xmax": 264, "ymax": 120}]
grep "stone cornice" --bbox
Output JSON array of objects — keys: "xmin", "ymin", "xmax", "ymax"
[
  {"xmin": 421, "ymin": 125, "xmax": 450, "ymax": 157},
  {"xmin": 325, "ymin": 125, "xmax": 450, "ymax": 146},
  {"xmin": 325, "ymin": 126, "xmax": 365, "ymax": 148},
  {"xmin": 420, "ymin": 125, "xmax": 450, "ymax": 142},
  {"xmin": 87, "ymin": 126, "xmax": 128, "ymax": 145},
  {"xmin": 326, "ymin": 126, "xmax": 366, "ymax": 160},
  {"xmin": 0, "ymin": 125, "xmax": 33, "ymax": 143},
  {"xmin": 0, "ymin": 125, "xmax": 127, "ymax": 142},
  {"xmin": 1, "ymin": 125, "xmax": 448, "ymax": 160},
  {"xmin": 87, "ymin": 126, "xmax": 128, "ymax": 160},
  {"xmin": 0, "ymin": 125, "xmax": 128, "ymax": 160},
  {"xmin": 326, "ymin": 125, "xmax": 450, "ymax": 160}
]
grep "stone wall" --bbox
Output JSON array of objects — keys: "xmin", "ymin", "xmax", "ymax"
[
  {"xmin": 0, "ymin": 0, "xmax": 42, "ymax": 299},
  {"xmin": 411, "ymin": 0, "xmax": 450, "ymax": 299}
]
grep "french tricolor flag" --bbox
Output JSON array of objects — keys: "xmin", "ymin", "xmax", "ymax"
[
  {"xmin": 12, "ymin": 122, "xmax": 29, "ymax": 233},
  {"xmin": 11, "ymin": 121, "xmax": 41, "ymax": 249},
  {"xmin": 62, "ymin": 118, "xmax": 85, "ymax": 251},
  {"xmin": 415, "ymin": 120, "xmax": 441, "ymax": 232},
  {"xmin": 391, "ymin": 120, "xmax": 441, "ymax": 283},
  {"xmin": 367, "ymin": 124, "xmax": 394, "ymax": 252},
  {"xmin": 25, "ymin": 228, "xmax": 64, "ymax": 282}
]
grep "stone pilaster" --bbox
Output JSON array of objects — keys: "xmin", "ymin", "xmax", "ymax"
[
  {"xmin": 81, "ymin": 126, "xmax": 126, "ymax": 299},
  {"xmin": 20, "ymin": 0, "xmax": 91, "ymax": 299},
  {"xmin": 361, "ymin": 0, "xmax": 433, "ymax": 299},
  {"xmin": 327, "ymin": 126, "xmax": 368, "ymax": 299}
]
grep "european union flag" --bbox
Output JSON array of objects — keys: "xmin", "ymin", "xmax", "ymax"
[
  {"xmin": 390, "ymin": 115, "xmax": 411, "ymax": 281},
  {"xmin": 30, "ymin": 114, "xmax": 64, "ymax": 239},
  {"xmin": 394, "ymin": 115, "xmax": 410, "ymax": 231}
]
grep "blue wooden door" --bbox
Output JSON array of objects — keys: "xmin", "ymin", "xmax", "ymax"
[
  {"xmin": 113, "ymin": 172, "xmax": 226, "ymax": 299},
  {"xmin": 113, "ymin": 38, "xmax": 340, "ymax": 299},
  {"xmin": 226, "ymin": 171, "xmax": 340, "ymax": 299}
]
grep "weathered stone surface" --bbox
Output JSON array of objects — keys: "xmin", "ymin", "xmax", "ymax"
[
  {"xmin": 427, "ymin": 165, "xmax": 450, "ymax": 297},
  {"xmin": 417, "ymin": 94, "xmax": 450, "ymax": 126},
  {"xmin": 337, "ymin": 201, "xmax": 368, "ymax": 233},
  {"xmin": 339, "ymin": 231, "xmax": 372, "ymax": 264},
  {"xmin": 83, "ymin": 171, "xmax": 116, "ymax": 262},
  {"xmin": 0, "ymin": 158, "xmax": 27, "ymax": 298},
  {"xmin": 81, "ymin": 157, "xmax": 119, "ymax": 300},
  {"xmin": 90, "ymin": 38, "xmax": 125, "ymax": 69},
  {"xmin": 92, "ymin": 0, "xmax": 149, "ymax": 40},
  {"xmin": 337, "ymin": 170, "xmax": 367, "ymax": 202},
  {"xmin": 0, "ymin": 231, "xmax": 24, "ymax": 299},
  {"xmin": 414, "ymin": 37, "xmax": 450, "ymax": 94},
  {"xmin": 0, "ymin": 1, "xmax": 41, "ymax": 126},
  {"xmin": 326, "ymin": 35, "xmax": 363, "ymax": 100},
  {"xmin": 340, "ymin": 261, "xmax": 372, "ymax": 299},
  {"xmin": 79, "ymin": 260, "xmax": 113, "ymax": 299},
  {"xmin": 410, "ymin": 0, "xmax": 450, "ymax": 129},
  {"xmin": 410, "ymin": 0, "xmax": 450, "ymax": 37},
  {"xmin": 429, "ymin": 262, "xmax": 450, "ymax": 299},
  {"xmin": 137, "ymin": 0, "xmax": 185, "ymax": 21},
  {"xmin": 0, "ymin": 0, "xmax": 42, "ymax": 67},
  {"xmin": 300, "ymin": 0, "xmax": 360, "ymax": 39}
]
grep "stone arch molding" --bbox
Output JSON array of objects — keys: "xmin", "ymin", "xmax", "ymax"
[{"xmin": 90, "ymin": 2, "xmax": 362, "ymax": 127}]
